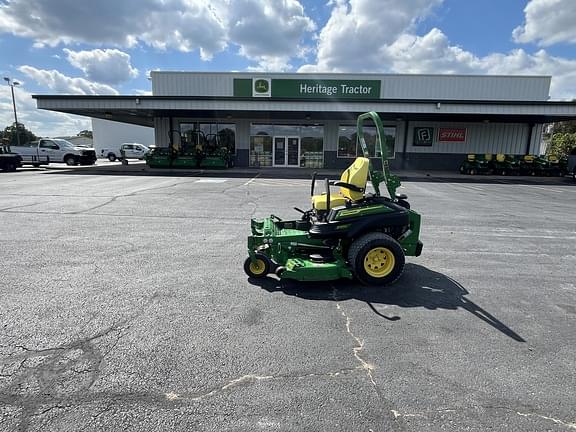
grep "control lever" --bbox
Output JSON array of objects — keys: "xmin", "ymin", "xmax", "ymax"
[{"xmin": 311, "ymin": 172, "xmax": 317, "ymax": 196}]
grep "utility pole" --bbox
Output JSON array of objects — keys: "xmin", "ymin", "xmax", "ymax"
[{"xmin": 3, "ymin": 77, "xmax": 21, "ymax": 148}]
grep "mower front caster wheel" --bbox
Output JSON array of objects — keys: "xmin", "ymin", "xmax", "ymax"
[
  {"xmin": 348, "ymin": 233, "xmax": 405, "ymax": 286},
  {"xmin": 244, "ymin": 254, "xmax": 271, "ymax": 278}
]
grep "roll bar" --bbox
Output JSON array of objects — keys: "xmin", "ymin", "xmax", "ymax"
[{"xmin": 356, "ymin": 111, "xmax": 401, "ymax": 200}]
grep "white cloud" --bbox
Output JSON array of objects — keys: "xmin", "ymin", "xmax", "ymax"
[
  {"xmin": 0, "ymin": 0, "xmax": 228, "ymax": 60},
  {"xmin": 225, "ymin": 0, "xmax": 315, "ymax": 60},
  {"xmin": 513, "ymin": 0, "xmax": 576, "ymax": 46},
  {"xmin": 299, "ymin": 0, "xmax": 576, "ymax": 99},
  {"xmin": 246, "ymin": 56, "xmax": 293, "ymax": 72},
  {"xmin": 0, "ymin": 85, "xmax": 90, "ymax": 137},
  {"xmin": 18, "ymin": 66, "xmax": 118, "ymax": 95},
  {"xmin": 299, "ymin": 0, "xmax": 443, "ymax": 73},
  {"xmin": 64, "ymin": 48, "xmax": 138, "ymax": 84},
  {"xmin": 0, "ymin": 0, "xmax": 315, "ymax": 67}
]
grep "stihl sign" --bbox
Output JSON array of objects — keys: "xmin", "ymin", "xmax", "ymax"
[{"xmin": 438, "ymin": 128, "xmax": 467, "ymax": 142}]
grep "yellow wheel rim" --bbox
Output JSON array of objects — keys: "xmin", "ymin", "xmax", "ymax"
[
  {"xmin": 363, "ymin": 247, "xmax": 395, "ymax": 278},
  {"xmin": 249, "ymin": 259, "xmax": 266, "ymax": 275}
]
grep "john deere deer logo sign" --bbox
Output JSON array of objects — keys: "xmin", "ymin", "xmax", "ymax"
[{"xmin": 253, "ymin": 78, "xmax": 271, "ymax": 97}]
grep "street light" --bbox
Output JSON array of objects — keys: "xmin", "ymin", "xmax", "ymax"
[{"xmin": 4, "ymin": 77, "xmax": 21, "ymax": 147}]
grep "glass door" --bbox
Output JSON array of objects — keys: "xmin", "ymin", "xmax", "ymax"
[
  {"xmin": 287, "ymin": 137, "xmax": 300, "ymax": 167},
  {"xmin": 273, "ymin": 136, "xmax": 300, "ymax": 167},
  {"xmin": 273, "ymin": 137, "xmax": 286, "ymax": 166}
]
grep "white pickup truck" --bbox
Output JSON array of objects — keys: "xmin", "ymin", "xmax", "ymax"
[
  {"xmin": 100, "ymin": 143, "xmax": 149, "ymax": 162},
  {"xmin": 12, "ymin": 138, "xmax": 97, "ymax": 166}
]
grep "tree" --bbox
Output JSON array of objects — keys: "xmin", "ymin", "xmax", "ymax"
[
  {"xmin": 546, "ymin": 121, "xmax": 576, "ymax": 158},
  {"xmin": 78, "ymin": 130, "xmax": 93, "ymax": 138},
  {"xmin": 548, "ymin": 132, "xmax": 576, "ymax": 158},
  {"xmin": 0, "ymin": 122, "xmax": 38, "ymax": 146}
]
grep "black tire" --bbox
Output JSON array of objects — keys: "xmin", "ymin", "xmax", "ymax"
[
  {"xmin": 4, "ymin": 162, "xmax": 17, "ymax": 172},
  {"xmin": 469, "ymin": 168, "xmax": 477, "ymax": 175},
  {"xmin": 397, "ymin": 199, "xmax": 410, "ymax": 210},
  {"xmin": 459, "ymin": 165, "xmax": 466, "ymax": 174},
  {"xmin": 244, "ymin": 254, "xmax": 271, "ymax": 278},
  {"xmin": 348, "ymin": 233, "xmax": 405, "ymax": 286},
  {"xmin": 108, "ymin": 153, "xmax": 117, "ymax": 162},
  {"xmin": 64, "ymin": 155, "xmax": 77, "ymax": 166},
  {"xmin": 500, "ymin": 169, "xmax": 507, "ymax": 176},
  {"xmin": 32, "ymin": 163, "xmax": 40, "ymax": 168}
]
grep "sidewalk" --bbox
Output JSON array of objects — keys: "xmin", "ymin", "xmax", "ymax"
[{"xmin": 44, "ymin": 160, "xmax": 575, "ymax": 185}]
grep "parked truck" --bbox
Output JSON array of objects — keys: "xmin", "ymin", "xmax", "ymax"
[
  {"xmin": 100, "ymin": 142, "xmax": 149, "ymax": 162},
  {"xmin": 12, "ymin": 138, "xmax": 97, "ymax": 166},
  {"xmin": 0, "ymin": 143, "xmax": 22, "ymax": 172}
]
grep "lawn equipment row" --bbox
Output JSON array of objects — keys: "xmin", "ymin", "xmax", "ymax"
[
  {"xmin": 460, "ymin": 154, "xmax": 569, "ymax": 176},
  {"xmin": 146, "ymin": 129, "xmax": 234, "ymax": 169}
]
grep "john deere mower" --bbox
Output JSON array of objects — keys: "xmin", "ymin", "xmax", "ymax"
[
  {"xmin": 490, "ymin": 154, "xmax": 520, "ymax": 176},
  {"xmin": 146, "ymin": 129, "xmax": 232, "ymax": 169},
  {"xmin": 244, "ymin": 112, "xmax": 423, "ymax": 286},
  {"xmin": 459, "ymin": 154, "xmax": 493, "ymax": 175}
]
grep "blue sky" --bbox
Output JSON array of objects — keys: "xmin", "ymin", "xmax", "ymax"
[{"xmin": 1, "ymin": 0, "xmax": 576, "ymax": 135}]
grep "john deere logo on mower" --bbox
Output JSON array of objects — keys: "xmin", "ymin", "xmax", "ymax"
[{"xmin": 253, "ymin": 78, "xmax": 271, "ymax": 97}]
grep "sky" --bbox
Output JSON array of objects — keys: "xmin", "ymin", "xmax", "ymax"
[{"xmin": 1, "ymin": 0, "xmax": 576, "ymax": 136}]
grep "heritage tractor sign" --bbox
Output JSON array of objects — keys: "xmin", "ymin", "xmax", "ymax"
[{"xmin": 234, "ymin": 78, "xmax": 381, "ymax": 100}]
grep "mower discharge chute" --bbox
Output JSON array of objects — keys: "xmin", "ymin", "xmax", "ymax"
[{"xmin": 244, "ymin": 112, "xmax": 423, "ymax": 286}]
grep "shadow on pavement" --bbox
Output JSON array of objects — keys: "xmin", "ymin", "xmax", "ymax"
[
  {"xmin": 35, "ymin": 162, "xmax": 575, "ymax": 185},
  {"xmin": 250, "ymin": 263, "xmax": 526, "ymax": 343}
]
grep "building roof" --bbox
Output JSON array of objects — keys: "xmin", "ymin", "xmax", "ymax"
[{"xmin": 32, "ymin": 94, "xmax": 576, "ymax": 127}]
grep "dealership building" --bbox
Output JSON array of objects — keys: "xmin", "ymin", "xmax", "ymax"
[{"xmin": 33, "ymin": 72, "xmax": 576, "ymax": 170}]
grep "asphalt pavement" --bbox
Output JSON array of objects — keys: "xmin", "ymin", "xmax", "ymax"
[{"xmin": 0, "ymin": 167, "xmax": 575, "ymax": 431}]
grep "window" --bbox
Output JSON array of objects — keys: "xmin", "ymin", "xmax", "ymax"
[
  {"xmin": 337, "ymin": 125, "xmax": 396, "ymax": 158},
  {"xmin": 40, "ymin": 140, "xmax": 59, "ymax": 150},
  {"xmin": 300, "ymin": 125, "xmax": 324, "ymax": 168},
  {"xmin": 179, "ymin": 122, "xmax": 236, "ymax": 155},
  {"xmin": 250, "ymin": 124, "xmax": 274, "ymax": 167}
]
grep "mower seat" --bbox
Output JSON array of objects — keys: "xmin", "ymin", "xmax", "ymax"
[{"xmin": 311, "ymin": 157, "xmax": 370, "ymax": 210}]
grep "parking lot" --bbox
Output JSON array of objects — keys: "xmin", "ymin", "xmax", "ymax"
[{"xmin": 0, "ymin": 167, "xmax": 575, "ymax": 431}]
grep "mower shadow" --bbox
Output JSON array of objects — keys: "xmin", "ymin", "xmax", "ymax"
[{"xmin": 250, "ymin": 263, "xmax": 525, "ymax": 342}]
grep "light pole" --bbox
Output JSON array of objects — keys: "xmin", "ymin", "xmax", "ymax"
[{"xmin": 3, "ymin": 77, "xmax": 21, "ymax": 147}]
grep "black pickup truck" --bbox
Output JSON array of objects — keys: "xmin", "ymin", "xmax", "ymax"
[{"xmin": 0, "ymin": 144, "xmax": 22, "ymax": 172}]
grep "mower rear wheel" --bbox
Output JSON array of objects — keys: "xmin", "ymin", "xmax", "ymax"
[
  {"xmin": 244, "ymin": 254, "xmax": 270, "ymax": 278},
  {"xmin": 348, "ymin": 233, "xmax": 405, "ymax": 286}
]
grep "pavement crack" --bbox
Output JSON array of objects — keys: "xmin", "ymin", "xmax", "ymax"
[
  {"xmin": 334, "ymin": 302, "xmax": 376, "ymax": 386},
  {"xmin": 485, "ymin": 405, "xmax": 576, "ymax": 430},
  {"xmin": 515, "ymin": 411, "xmax": 576, "ymax": 430}
]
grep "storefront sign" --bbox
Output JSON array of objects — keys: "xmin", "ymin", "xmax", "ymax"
[
  {"xmin": 253, "ymin": 78, "xmax": 271, "ymax": 97},
  {"xmin": 413, "ymin": 127, "xmax": 434, "ymax": 146},
  {"xmin": 438, "ymin": 128, "xmax": 467, "ymax": 142},
  {"xmin": 234, "ymin": 78, "xmax": 381, "ymax": 99}
]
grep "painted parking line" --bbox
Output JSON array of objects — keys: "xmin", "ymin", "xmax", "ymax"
[
  {"xmin": 195, "ymin": 179, "xmax": 228, "ymax": 183},
  {"xmin": 243, "ymin": 173, "xmax": 260, "ymax": 186},
  {"xmin": 521, "ymin": 185, "xmax": 569, "ymax": 194}
]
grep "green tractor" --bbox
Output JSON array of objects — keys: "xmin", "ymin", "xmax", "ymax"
[
  {"xmin": 519, "ymin": 155, "xmax": 537, "ymax": 175},
  {"xmin": 459, "ymin": 154, "xmax": 493, "ymax": 175},
  {"xmin": 145, "ymin": 129, "xmax": 233, "ymax": 169},
  {"xmin": 244, "ymin": 112, "xmax": 423, "ymax": 286},
  {"xmin": 490, "ymin": 154, "xmax": 520, "ymax": 176},
  {"xmin": 534, "ymin": 155, "xmax": 566, "ymax": 176}
]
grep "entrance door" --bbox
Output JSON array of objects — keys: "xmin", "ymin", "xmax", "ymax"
[
  {"xmin": 273, "ymin": 136, "xmax": 300, "ymax": 167},
  {"xmin": 273, "ymin": 137, "xmax": 286, "ymax": 166}
]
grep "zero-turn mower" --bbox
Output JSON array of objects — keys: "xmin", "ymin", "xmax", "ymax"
[
  {"xmin": 145, "ymin": 129, "xmax": 233, "ymax": 169},
  {"xmin": 244, "ymin": 112, "xmax": 423, "ymax": 286}
]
